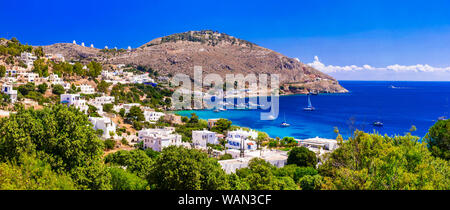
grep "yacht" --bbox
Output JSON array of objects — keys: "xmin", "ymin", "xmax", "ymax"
[
  {"xmin": 373, "ymin": 121, "xmax": 384, "ymax": 127},
  {"xmin": 280, "ymin": 114, "xmax": 290, "ymax": 127},
  {"xmin": 303, "ymin": 94, "xmax": 315, "ymax": 111}
]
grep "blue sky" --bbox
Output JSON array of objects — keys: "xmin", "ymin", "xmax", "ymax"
[{"xmin": 1, "ymin": 0, "xmax": 450, "ymax": 80}]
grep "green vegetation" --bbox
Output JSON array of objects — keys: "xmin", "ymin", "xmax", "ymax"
[
  {"xmin": 234, "ymin": 158, "xmax": 298, "ymax": 190},
  {"xmin": 210, "ymin": 118, "xmax": 232, "ymax": 134},
  {"xmin": 0, "ymin": 105, "xmax": 110, "ymax": 190},
  {"xmin": 104, "ymin": 149, "xmax": 154, "ymax": 179},
  {"xmin": 318, "ymin": 131, "xmax": 450, "ymax": 190},
  {"xmin": 17, "ymin": 82, "xmax": 51, "ymax": 104},
  {"xmin": 0, "ymin": 103, "xmax": 448, "ymax": 190},
  {"xmin": 102, "ymin": 103, "xmax": 114, "ymax": 113},
  {"xmin": 110, "ymin": 83, "xmax": 172, "ymax": 109},
  {"xmin": 104, "ymin": 139, "xmax": 116, "ymax": 150},
  {"xmin": 157, "ymin": 30, "xmax": 254, "ymax": 47},
  {"xmin": 175, "ymin": 113, "xmax": 208, "ymax": 142},
  {"xmin": 32, "ymin": 59, "xmax": 49, "ymax": 77},
  {"xmin": 219, "ymin": 153, "xmax": 233, "ymax": 160},
  {"xmin": 0, "ymin": 155, "xmax": 76, "ymax": 190},
  {"xmin": 148, "ymin": 146, "xmax": 229, "ymax": 190},
  {"xmin": 108, "ymin": 167, "xmax": 149, "ymax": 190},
  {"xmin": 125, "ymin": 106, "xmax": 145, "ymax": 130},
  {"xmin": 52, "ymin": 61, "xmax": 75, "ymax": 77},
  {"xmin": 425, "ymin": 119, "xmax": 450, "ymax": 160},
  {"xmin": 97, "ymin": 80, "xmax": 110, "ymax": 93},
  {"xmin": 37, "ymin": 83, "xmax": 48, "ymax": 94},
  {"xmin": 0, "ymin": 93, "xmax": 11, "ymax": 106},
  {"xmin": 0, "ymin": 65, "xmax": 6, "ymax": 77},
  {"xmin": 0, "ymin": 37, "xmax": 33, "ymax": 57},
  {"xmin": 100, "ymin": 48, "xmax": 127, "ymax": 54},
  {"xmin": 51, "ymin": 84, "xmax": 65, "ymax": 95},
  {"xmin": 287, "ymin": 147, "xmax": 318, "ymax": 168},
  {"xmin": 86, "ymin": 61, "xmax": 102, "ymax": 78},
  {"xmin": 267, "ymin": 136, "xmax": 298, "ymax": 148}
]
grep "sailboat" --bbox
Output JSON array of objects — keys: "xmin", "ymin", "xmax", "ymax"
[
  {"xmin": 280, "ymin": 113, "xmax": 290, "ymax": 127},
  {"xmin": 372, "ymin": 121, "xmax": 384, "ymax": 127},
  {"xmin": 373, "ymin": 108, "xmax": 384, "ymax": 127},
  {"xmin": 303, "ymin": 94, "xmax": 315, "ymax": 111}
]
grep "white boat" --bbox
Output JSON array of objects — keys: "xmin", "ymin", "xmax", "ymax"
[
  {"xmin": 373, "ymin": 121, "xmax": 383, "ymax": 127},
  {"xmin": 303, "ymin": 94, "xmax": 315, "ymax": 111},
  {"xmin": 280, "ymin": 113, "xmax": 290, "ymax": 127}
]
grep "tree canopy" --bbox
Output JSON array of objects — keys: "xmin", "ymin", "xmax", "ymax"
[
  {"xmin": 0, "ymin": 105, "xmax": 110, "ymax": 189},
  {"xmin": 425, "ymin": 119, "xmax": 450, "ymax": 160},
  {"xmin": 287, "ymin": 147, "xmax": 317, "ymax": 168},
  {"xmin": 148, "ymin": 146, "xmax": 229, "ymax": 190},
  {"xmin": 318, "ymin": 131, "xmax": 450, "ymax": 190}
]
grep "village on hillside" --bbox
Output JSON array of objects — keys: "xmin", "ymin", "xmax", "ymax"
[{"xmin": 0, "ymin": 37, "xmax": 339, "ymax": 174}]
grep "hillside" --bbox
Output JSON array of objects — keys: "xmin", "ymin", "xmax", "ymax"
[{"xmin": 41, "ymin": 30, "xmax": 348, "ymax": 94}]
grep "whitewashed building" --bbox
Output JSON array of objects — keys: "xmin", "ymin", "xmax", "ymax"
[
  {"xmin": 138, "ymin": 127, "xmax": 182, "ymax": 152},
  {"xmin": 218, "ymin": 150, "xmax": 288, "ymax": 173},
  {"xmin": 60, "ymin": 94, "xmax": 88, "ymax": 113},
  {"xmin": 117, "ymin": 103, "xmax": 141, "ymax": 114},
  {"xmin": 90, "ymin": 96, "xmax": 115, "ymax": 106},
  {"xmin": 20, "ymin": 52, "xmax": 37, "ymax": 67},
  {"xmin": 24, "ymin": 72, "xmax": 39, "ymax": 82},
  {"xmin": 131, "ymin": 74, "xmax": 154, "ymax": 84},
  {"xmin": 87, "ymin": 96, "xmax": 115, "ymax": 114},
  {"xmin": 192, "ymin": 130, "xmax": 218, "ymax": 148},
  {"xmin": 296, "ymin": 137, "xmax": 338, "ymax": 155},
  {"xmin": 144, "ymin": 111, "xmax": 165, "ymax": 123},
  {"xmin": 1, "ymin": 84, "xmax": 18, "ymax": 103},
  {"xmin": 89, "ymin": 117, "xmax": 117, "ymax": 139},
  {"xmin": 225, "ymin": 129, "xmax": 258, "ymax": 151},
  {"xmin": 76, "ymin": 84, "xmax": 95, "ymax": 94}
]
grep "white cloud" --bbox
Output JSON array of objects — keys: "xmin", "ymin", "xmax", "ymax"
[{"xmin": 306, "ymin": 56, "xmax": 450, "ymax": 81}]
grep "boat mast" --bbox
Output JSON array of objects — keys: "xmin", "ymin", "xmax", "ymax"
[{"xmin": 307, "ymin": 94, "xmax": 312, "ymax": 108}]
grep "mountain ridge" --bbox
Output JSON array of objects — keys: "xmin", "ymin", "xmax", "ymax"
[{"xmin": 41, "ymin": 30, "xmax": 348, "ymax": 94}]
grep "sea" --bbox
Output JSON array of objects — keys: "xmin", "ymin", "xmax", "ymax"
[{"xmin": 177, "ymin": 81, "xmax": 450, "ymax": 140}]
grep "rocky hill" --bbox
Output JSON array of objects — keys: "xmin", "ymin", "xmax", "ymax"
[{"xmin": 41, "ymin": 30, "xmax": 348, "ymax": 94}]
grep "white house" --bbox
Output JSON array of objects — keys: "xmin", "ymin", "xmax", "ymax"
[
  {"xmin": 192, "ymin": 130, "xmax": 218, "ymax": 148},
  {"xmin": 101, "ymin": 70, "xmax": 115, "ymax": 79},
  {"xmin": 138, "ymin": 127, "xmax": 182, "ymax": 152},
  {"xmin": 218, "ymin": 150, "xmax": 288, "ymax": 173},
  {"xmin": 48, "ymin": 74, "xmax": 65, "ymax": 85},
  {"xmin": 76, "ymin": 84, "xmax": 95, "ymax": 94},
  {"xmin": 120, "ymin": 103, "xmax": 141, "ymax": 114},
  {"xmin": 1, "ymin": 84, "xmax": 18, "ymax": 103},
  {"xmin": 60, "ymin": 94, "xmax": 88, "ymax": 113},
  {"xmin": 24, "ymin": 72, "xmax": 39, "ymax": 82},
  {"xmin": 296, "ymin": 137, "xmax": 338, "ymax": 155},
  {"xmin": 144, "ymin": 111, "xmax": 165, "ymax": 123},
  {"xmin": 131, "ymin": 74, "xmax": 154, "ymax": 84},
  {"xmin": 20, "ymin": 52, "xmax": 37, "ymax": 67},
  {"xmin": 89, "ymin": 117, "xmax": 117, "ymax": 139},
  {"xmin": 225, "ymin": 129, "xmax": 258, "ymax": 151},
  {"xmin": 90, "ymin": 96, "xmax": 115, "ymax": 106}
]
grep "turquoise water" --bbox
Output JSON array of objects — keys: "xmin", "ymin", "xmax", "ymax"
[{"xmin": 177, "ymin": 81, "xmax": 450, "ymax": 140}]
